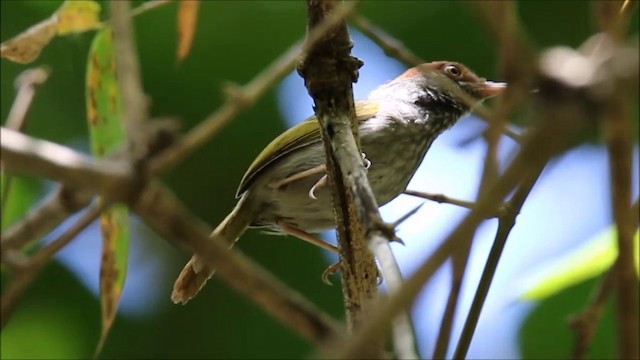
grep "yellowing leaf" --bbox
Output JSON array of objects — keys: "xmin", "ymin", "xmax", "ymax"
[
  {"xmin": 55, "ymin": 0, "xmax": 102, "ymax": 35},
  {"xmin": 0, "ymin": 19, "xmax": 57, "ymax": 64},
  {"xmin": 521, "ymin": 227, "xmax": 640, "ymax": 301},
  {"xmin": 86, "ymin": 28, "xmax": 130, "ymax": 357},
  {"xmin": 176, "ymin": 0, "xmax": 200, "ymax": 63},
  {"xmin": 0, "ymin": 0, "xmax": 102, "ymax": 64}
]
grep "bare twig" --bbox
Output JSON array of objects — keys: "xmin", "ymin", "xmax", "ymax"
[
  {"xmin": 130, "ymin": 0, "xmax": 172, "ymax": 18},
  {"xmin": 1, "ymin": 204, "xmax": 104, "ymax": 328},
  {"xmin": 110, "ymin": 0, "xmax": 148, "ymax": 133},
  {"xmin": 403, "ymin": 190, "xmax": 497, "ymax": 215},
  {"xmin": 453, "ymin": 169, "xmax": 540, "ymax": 359},
  {"xmin": 593, "ymin": 3, "xmax": 640, "ymax": 358},
  {"xmin": 1, "ymin": 121, "xmax": 178, "ymax": 252},
  {"xmin": 133, "ymin": 182, "xmax": 342, "ymax": 343},
  {"xmin": 3, "ymin": 67, "xmax": 49, "ymax": 130},
  {"xmin": 349, "ymin": 14, "xmax": 424, "ymax": 67},
  {"xmin": 569, "ymin": 268, "xmax": 617, "ymax": 359},
  {"xmin": 435, "ymin": 3, "xmax": 534, "ymax": 358},
  {"xmin": 0, "ymin": 128, "xmax": 134, "ymax": 198},
  {"xmin": 1, "ymin": 67, "xmax": 50, "ymax": 215},
  {"xmin": 1, "ymin": 187, "xmax": 93, "ymax": 251},
  {"xmin": 569, "ymin": 198, "xmax": 638, "ymax": 358}
]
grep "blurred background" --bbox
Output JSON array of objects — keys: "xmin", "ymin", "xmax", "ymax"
[{"xmin": 1, "ymin": 1, "xmax": 638, "ymax": 359}]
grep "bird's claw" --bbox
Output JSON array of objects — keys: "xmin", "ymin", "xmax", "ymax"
[
  {"xmin": 361, "ymin": 152, "xmax": 371, "ymax": 170},
  {"xmin": 309, "ymin": 174, "xmax": 328, "ymax": 199},
  {"xmin": 321, "ymin": 262, "xmax": 341, "ymax": 285}
]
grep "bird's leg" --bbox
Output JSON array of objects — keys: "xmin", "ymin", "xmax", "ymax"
[
  {"xmin": 276, "ymin": 219, "xmax": 338, "ymax": 253},
  {"xmin": 269, "ymin": 164, "xmax": 327, "ymax": 189},
  {"xmin": 361, "ymin": 152, "xmax": 371, "ymax": 169},
  {"xmin": 321, "ymin": 262, "xmax": 341, "ymax": 285},
  {"xmin": 277, "ymin": 220, "xmax": 343, "ymax": 284},
  {"xmin": 308, "ymin": 152, "xmax": 371, "ymax": 199}
]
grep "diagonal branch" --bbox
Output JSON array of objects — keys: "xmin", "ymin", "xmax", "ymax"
[
  {"xmin": 133, "ymin": 182, "xmax": 342, "ymax": 343},
  {"xmin": 1, "ymin": 203, "xmax": 104, "ymax": 328}
]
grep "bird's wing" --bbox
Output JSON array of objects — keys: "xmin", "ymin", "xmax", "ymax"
[{"xmin": 236, "ymin": 100, "xmax": 380, "ymax": 197}]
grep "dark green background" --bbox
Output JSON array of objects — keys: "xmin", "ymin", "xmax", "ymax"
[{"xmin": 1, "ymin": 1, "xmax": 637, "ymax": 359}]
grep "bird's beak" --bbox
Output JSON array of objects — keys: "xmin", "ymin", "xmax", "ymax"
[{"xmin": 478, "ymin": 81, "xmax": 507, "ymax": 99}]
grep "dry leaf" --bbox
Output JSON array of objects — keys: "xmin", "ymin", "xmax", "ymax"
[
  {"xmin": 177, "ymin": 0, "xmax": 200, "ymax": 63},
  {"xmin": 0, "ymin": 18, "xmax": 57, "ymax": 64},
  {"xmin": 55, "ymin": 0, "xmax": 102, "ymax": 35},
  {"xmin": 0, "ymin": 0, "xmax": 102, "ymax": 64}
]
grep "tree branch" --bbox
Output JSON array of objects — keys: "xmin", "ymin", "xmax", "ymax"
[
  {"xmin": 1, "ymin": 203, "xmax": 104, "ymax": 328},
  {"xmin": 299, "ymin": 2, "xmax": 416, "ymax": 358},
  {"xmin": 133, "ymin": 182, "xmax": 342, "ymax": 344},
  {"xmin": 298, "ymin": 0, "xmax": 378, "ymax": 336},
  {"xmin": 0, "ymin": 127, "xmax": 135, "ymax": 199},
  {"xmin": 109, "ymin": 0, "xmax": 148, "ymax": 133},
  {"xmin": 2, "ymin": 66, "xmax": 50, "ymax": 217},
  {"xmin": 453, "ymin": 168, "xmax": 541, "ymax": 359}
]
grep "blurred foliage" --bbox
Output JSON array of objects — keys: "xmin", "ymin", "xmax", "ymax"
[
  {"xmin": 1, "ymin": 1, "xmax": 638, "ymax": 359},
  {"xmin": 520, "ymin": 277, "xmax": 618, "ymax": 359},
  {"xmin": 522, "ymin": 228, "xmax": 639, "ymax": 301}
]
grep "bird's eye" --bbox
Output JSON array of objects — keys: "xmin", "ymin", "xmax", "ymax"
[{"xmin": 444, "ymin": 64, "xmax": 462, "ymax": 77}]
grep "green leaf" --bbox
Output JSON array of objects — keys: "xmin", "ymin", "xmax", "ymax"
[
  {"xmin": 521, "ymin": 227, "xmax": 640, "ymax": 301},
  {"xmin": 85, "ymin": 27, "xmax": 130, "ymax": 357},
  {"xmin": 520, "ymin": 277, "xmax": 617, "ymax": 359}
]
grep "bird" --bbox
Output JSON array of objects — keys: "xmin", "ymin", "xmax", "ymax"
[{"xmin": 171, "ymin": 61, "xmax": 506, "ymax": 304}]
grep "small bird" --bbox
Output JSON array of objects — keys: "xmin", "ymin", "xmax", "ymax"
[{"xmin": 172, "ymin": 61, "xmax": 506, "ymax": 304}]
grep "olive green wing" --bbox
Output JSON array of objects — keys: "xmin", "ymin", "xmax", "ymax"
[{"xmin": 236, "ymin": 100, "xmax": 380, "ymax": 197}]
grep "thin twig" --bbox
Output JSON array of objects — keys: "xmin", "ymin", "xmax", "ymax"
[
  {"xmin": 1, "ymin": 204, "xmax": 104, "ymax": 328},
  {"xmin": 1, "ymin": 67, "xmax": 50, "ymax": 216},
  {"xmin": 434, "ymin": 4, "xmax": 535, "ymax": 358},
  {"xmin": 403, "ymin": 190, "xmax": 477, "ymax": 212},
  {"xmin": 569, "ymin": 198, "xmax": 638, "ymax": 359},
  {"xmin": 130, "ymin": 0, "xmax": 172, "ymax": 18},
  {"xmin": 453, "ymin": 169, "xmax": 541, "ymax": 359},
  {"xmin": 593, "ymin": 2, "xmax": 640, "ymax": 358},
  {"xmin": 568, "ymin": 268, "xmax": 617, "ymax": 359},
  {"xmin": 349, "ymin": 14, "xmax": 423, "ymax": 67},
  {"xmin": 1, "ymin": 187, "xmax": 94, "ymax": 251}
]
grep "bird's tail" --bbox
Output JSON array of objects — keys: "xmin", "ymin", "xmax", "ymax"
[{"xmin": 171, "ymin": 195, "xmax": 253, "ymax": 304}]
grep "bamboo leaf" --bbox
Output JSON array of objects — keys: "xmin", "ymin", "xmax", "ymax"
[
  {"xmin": 176, "ymin": 0, "xmax": 199, "ymax": 64},
  {"xmin": 521, "ymin": 227, "xmax": 639, "ymax": 301},
  {"xmin": 86, "ymin": 28, "xmax": 130, "ymax": 357}
]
